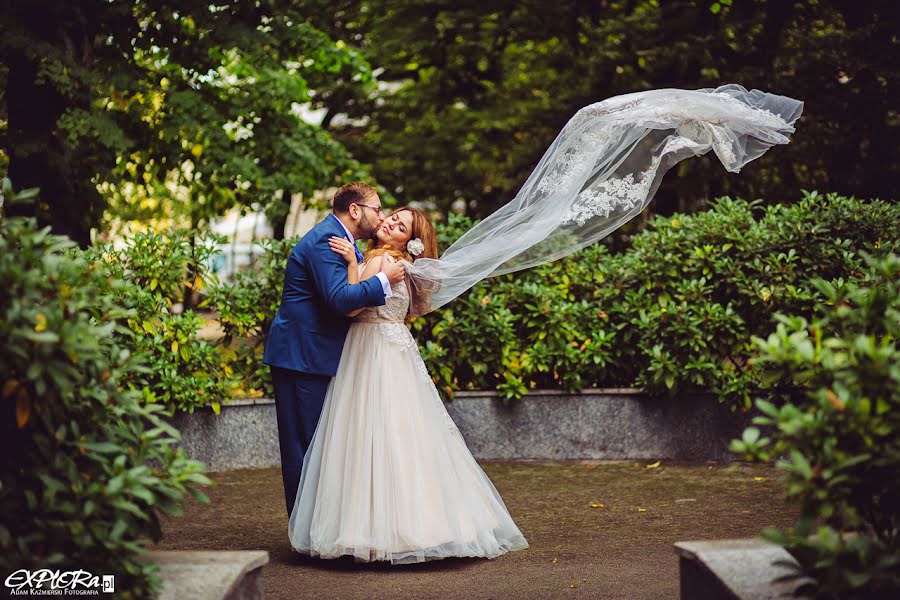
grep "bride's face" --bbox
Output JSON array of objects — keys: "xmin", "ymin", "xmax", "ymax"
[{"xmin": 376, "ymin": 210, "xmax": 414, "ymax": 248}]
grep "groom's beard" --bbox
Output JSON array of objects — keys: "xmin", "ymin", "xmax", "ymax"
[{"xmin": 359, "ymin": 213, "xmax": 381, "ymax": 240}]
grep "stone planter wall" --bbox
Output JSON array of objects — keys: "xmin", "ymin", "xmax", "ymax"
[
  {"xmin": 170, "ymin": 389, "xmax": 748, "ymax": 472},
  {"xmin": 170, "ymin": 398, "xmax": 280, "ymax": 472}
]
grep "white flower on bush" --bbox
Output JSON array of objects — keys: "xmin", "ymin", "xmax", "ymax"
[{"xmin": 407, "ymin": 238, "xmax": 425, "ymax": 257}]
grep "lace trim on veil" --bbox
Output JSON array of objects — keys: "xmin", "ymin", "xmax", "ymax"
[{"xmin": 403, "ymin": 84, "xmax": 802, "ymax": 316}]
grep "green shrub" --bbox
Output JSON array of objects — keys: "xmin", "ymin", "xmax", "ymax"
[
  {"xmin": 0, "ymin": 194, "xmax": 210, "ymax": 597},
  {"xmin": 86, "ymin": 230, "xmax": 237, "ymax": 413},
  {"xmin": 731, "ymin": 252, "xmax": 899, "ymax": 598},
  {"xmin": 411, "ymin": 192, "xmax": 898, "ymax": 405},
  {"xmin": 168, "ymin": 191, "xmax": 897, "ymax": 409},
  {"xmin": 206, "ymin": 237, "xmax": 299, "ymax": 398}
]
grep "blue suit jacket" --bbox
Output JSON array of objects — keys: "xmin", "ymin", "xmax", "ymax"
[{"xmin": 263, "ymin": 214, "xmax": 386, "ymax": 376}]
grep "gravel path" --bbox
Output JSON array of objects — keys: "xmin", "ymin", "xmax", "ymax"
[{"xmin": 150, "ymin": 461, "xmax": 797, "ymax": 600}]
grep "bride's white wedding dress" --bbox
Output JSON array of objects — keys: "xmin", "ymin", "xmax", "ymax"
[{"xmin": 288, "ymin": 269, "xmax": 528, "ymax": 564}]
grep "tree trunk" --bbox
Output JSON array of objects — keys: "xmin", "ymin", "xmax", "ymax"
[
  {"xmin": 272, "ymin": 189, "xmax": 291, "ymax": 240},
  {"xmin": 4, "ymin": 12, "xmax": 102, "ymax": 247}
]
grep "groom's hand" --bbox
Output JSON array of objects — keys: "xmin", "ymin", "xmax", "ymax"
[{"xmin": 382, "ymin": 255, "xmax": 406, "ymax": 285}]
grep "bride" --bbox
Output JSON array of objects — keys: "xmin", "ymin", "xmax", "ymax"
[
  {"xmin": 287, "ymin": 84, "xmax": 803, "ymax": 564},
  {"xmin": 287, "ymin": 206, "xmax": 529, "ymax": 564}
]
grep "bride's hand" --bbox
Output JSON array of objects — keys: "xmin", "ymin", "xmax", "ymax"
[
  {"xmin": 381, "ymin": 254, "xmax": 406, "ymax": 285},
  {"xmin": 328, "ymin": 237, "xmax": 358, "ymax": 265}
]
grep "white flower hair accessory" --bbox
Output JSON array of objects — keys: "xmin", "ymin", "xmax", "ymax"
[{"xmin": 406, "ymin": 238, "xmax": 425, "ymax": 257}]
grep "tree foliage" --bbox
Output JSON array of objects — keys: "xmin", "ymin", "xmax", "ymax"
[
  {"xmin": 303, "ymin": 0, "xmax": 898, "ymax": 217},
  {"xmin": 0, "ymin": 0, "xmax": 373, "ymax": 245},
  {"xmin": 2, "ymin": 2, "xmax": 894, "ymax": 242}
]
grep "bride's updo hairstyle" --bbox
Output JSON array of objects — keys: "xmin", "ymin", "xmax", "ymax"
[{"xmin": 365, "ymin": 207, "xmax": 438, "ymax": 263}]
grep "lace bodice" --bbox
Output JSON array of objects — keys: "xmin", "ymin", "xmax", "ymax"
[
  {"xmin": 354, "ymin": 263, "xmax": 410, "ymax": 322},
  {"xmin": 352, "ymin": 264, "xmax": 420, "ymax": 352}
]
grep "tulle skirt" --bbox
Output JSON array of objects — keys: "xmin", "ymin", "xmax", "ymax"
[{"xmin": 287, "ymin": 322, "xmax": 529, "ymax": 564}]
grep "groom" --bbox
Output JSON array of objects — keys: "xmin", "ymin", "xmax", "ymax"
[{"xmin": 264, "ymin": 182, "xmax": 405, "ymax": 515}]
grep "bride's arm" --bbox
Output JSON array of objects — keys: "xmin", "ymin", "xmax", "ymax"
[
  {"xmin": 327, "ymin": 238, "xmax": 388, "ymax": 315},
  {"xmin": 324, "ymin": 239, "xmax": 385, "ymax": 317},
  {"xmin": 345, "ymin": 255, "xmax": 385, "ymax": 317}
]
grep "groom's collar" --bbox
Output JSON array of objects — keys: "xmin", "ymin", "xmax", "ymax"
[{"xmin": 329, "ymin": 213, "xmax": 355, "ymax": 241}]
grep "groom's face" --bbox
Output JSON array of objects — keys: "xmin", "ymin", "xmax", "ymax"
[{"xmin": 355, "ymin": 194, "xmax": 385, "ymax": 239}]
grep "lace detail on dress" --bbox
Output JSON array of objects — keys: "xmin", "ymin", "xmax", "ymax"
[
  {"xmin": 711, "ymin": 91, "xmax": 787, "ymax": 128},
  {"xmin": 354, "ymin": 263, "xmax": 411, "ymax": 323},
  {"xmin": 354, "ymin": 272, "xmax": 419, "ymax": 351},
  {"xmin": 413, "ymin": 355, "xmax": 462, "ymax": 435},
  {"xmin": 548, "ymin": 90, "xmax": 790, "ymax": 199},
  {"xmin": 569, "ymin": 97, "xmax": 642, "ymax": 125},
  {"xmin": 579, "ymin": 91, "xmax": 786, "ymax": 130},
  {"xmin": 560, "ymin": 130, "xmax": 712, "ymax": 227},
  {"xmin": 377, "ymin": 323, "xmax": 418, "ymax": 352},
  {"xmin": 708, "ymin": 124, "xmax": 737, "ymax": 167}
]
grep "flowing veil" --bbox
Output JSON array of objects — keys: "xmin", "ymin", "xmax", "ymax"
[{"xmin": 404, "ymin": 84, "xmax": 803, "ymax": 316}]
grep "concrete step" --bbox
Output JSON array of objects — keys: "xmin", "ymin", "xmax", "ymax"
[
  {"xmin": 674, "ymin": 538, "xmax": 811, "ymax": 600},
  {"xmin": 143, "ymin": 550, "xmax": 269, "ymax": 600}
]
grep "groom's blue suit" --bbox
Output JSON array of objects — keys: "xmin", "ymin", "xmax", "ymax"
[{"xmin": 264, "ymin": 213, "xmax": 386, "ymax": 514}]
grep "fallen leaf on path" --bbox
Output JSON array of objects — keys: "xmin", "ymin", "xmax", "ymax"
[
  {"xmin": 569, "ymin": 584, "xmax": 578, "ymax": 589},
  {"xmin": 645, "ymin": 460, "xmax": 661, "ymax": 469},
  {"xmin": 754, "ymin": 477, "xmax": 766, "ymax": 481},
  {"xmin": 551, "ymin": 558, "xmax": 558, "ymax": 564},
  {"xmin": 637, "ymin": 507, "xmax": 647, "ymax": 512},
  {"xmin": 590, "ymin": 502, "xmax": 604, "ymax": 509}
]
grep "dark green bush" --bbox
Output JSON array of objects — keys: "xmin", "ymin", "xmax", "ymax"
[
  {"xmin": 411, "ymin": 192, "xmax": 898, "ymax": 406},
  {"xmin": 731, "ymin": 252, "xmax": 899, "ymax": 598},
  {"xmin": 0, "ymin": 189, "xmax": 210, "ymax": 598},
  {"xmin": 167, "ymin": 191, "xmax": 896, "ymax": 409}
]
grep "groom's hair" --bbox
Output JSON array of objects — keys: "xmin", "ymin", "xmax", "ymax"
[{"xmin": 332, "ymin": 182, "xmax": 378, "ymax": 214}]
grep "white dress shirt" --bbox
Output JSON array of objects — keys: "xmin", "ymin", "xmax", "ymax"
[{"xmin": 333, "ymin": 215, "xmax": 393, "ymax": 299}]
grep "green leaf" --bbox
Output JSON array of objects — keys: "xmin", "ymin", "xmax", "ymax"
[
  {"xmin": 742, "ymin": 427, "xmax": 760, "ymax": 445},
  {"xmin": 82, "ymin": 442, "xmax": 123, "ymax": 453},
  {"xmin": 111, "ymin": 498, "xmax": 147, "ymax": 519},
  {"xmin": 110, "ymin": 519, "xmax": 128, "ymax": 541},
  {"xmin": 106, "ymin": 475, "xmax": 125, "ymax": 496},
  {"xmin": 789, "ymin": 450, "xmax": 814, "ymax": 480}
]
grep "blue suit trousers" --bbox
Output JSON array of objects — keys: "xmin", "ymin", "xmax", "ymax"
[{"xmin": 271, "ymin": 366, "xmax": 331, "ymax": 515}]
